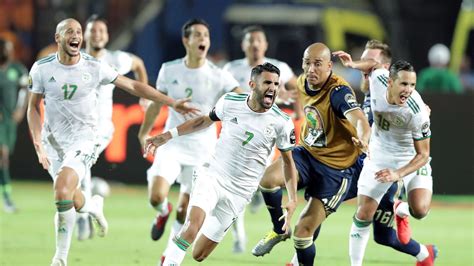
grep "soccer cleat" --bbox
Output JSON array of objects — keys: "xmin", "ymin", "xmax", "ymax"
[
  {"xmin": 50, "ymin": 258, "xmax": 67, "ymax": 266},
  {"xmin": 151, "ymin": 202, "xmax": 172, "ymax": 241},
  {"xmin": 3, "ymin": 200, "xmax": 18, "ymax": 213},
  {"xmin": 416, "ymin": 245, "xmax": 438, "ymax": 266},
  {"xmin": 159, "ymin": 255, "xmax": 165, "ymax": 266},
  {"xmin": 90, "ymin": 195, "xmax": 108, "ymax": 237},
  {"xmin": 252, "ymin": 229, "xmax": 291, "ymax": 256},
  {"xmin": 394, "ymin": 200, "xmax": 412, "ymax": 244}
]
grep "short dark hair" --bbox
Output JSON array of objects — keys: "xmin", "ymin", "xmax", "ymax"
[
  {"xmin": 251, "ymin": 62, "xmax": 280, "ymax": 80},
  {"xmin": 389, "ymin": 60, "xmax": 415, "ymax": 80},
  {"xmin": 242, "ymin": 25, "xmax": 265, "ymax": 38},
  {"xmin": 365, "ymin": 39, "xmax": 392, "ymax": 64},
  {"xmin": 182, "ymin": 18, "xmax": 210, "ymax": 38},
  {"xmin": 86, "ymin": 14, "xmax": 108, "ymax": 26}
]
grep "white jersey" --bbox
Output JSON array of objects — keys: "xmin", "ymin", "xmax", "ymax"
[
  {"xmin": 156, "ymin": 58, "xmax": 239, "ymax": 155},
  {"xmin": 208, "ymin": 92, "xmax": 296, "ymax": 199},
  {"xmin": 28, "ymin": 52, "xmax": 118, "ymax": 155},
  {"xmin": 368, "ymin": 68, "xmax": 431, "ymax": 163},
  {"xmin": 96, "ymin": 49, "xmax": 133, "ymax": 131},
  {"xmin": 223, "ymin": 57, "xmax": 294, "ymax": 91}
]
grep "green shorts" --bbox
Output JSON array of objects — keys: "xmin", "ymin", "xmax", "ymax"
[{"xmin": 0, "ymin": 118, "xmax": 17, "ymax": 152}]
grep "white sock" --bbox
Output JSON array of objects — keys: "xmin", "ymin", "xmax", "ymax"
[
  {"xmin": 78, "ymin": 195, "xmax": 96, "ymax": 215},
  {"xmin": 232, "ymin": 213, "xmax": 246, "ymax": 244},
  {"xmin": 154, "ymin": 198, "xmax": 169, "ymax": 216},
  {"xmin": 416, "ymin": 244, "xmax": 429, "ymax": 261},
  {"xmin": 163, "ymin": 221, "xmax": 183, "ymax": 257},
  {"xmin": 396, "ymin": 201, "xmax": 410, "ymax": 218},
  {"xmin": 53, "ymin": 208, "xmax": 76, "ymax": 262},
  {"xmin": 290, "ymin": 253, "xmax": 298, "ymax": 265},
  {"xmin": 349, "ymin": 220, "xmax": 371, "ymax": 266},
  {"xmin": 163, "ymin": 238, "xmax": 187, "ymax": 266}
]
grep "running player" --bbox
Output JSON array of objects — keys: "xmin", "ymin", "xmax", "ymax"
[
  {"xmin": 27, "ymin": 18, "xmax": 196, "ymax": 266},
  {"xmin": 137, "ymin": 18, "xmax": 241, "ymax": 264},
  {"xmin": 144, "ymin": 62, "xmax": 298, "ymax": 266}
]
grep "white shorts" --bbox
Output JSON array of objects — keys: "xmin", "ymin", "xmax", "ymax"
[
  {"xmin": 45, "ymin": 141, "xmax": 99, "ymax": 188},
  {"xmin": 358, "ymin": 158, "xmax": 433, "ymax": 203},
  {"xmin": 189, "ymin": 167, "xmax": 250, "ymax": 243},
  {"xmin": 95, "ymin": 121, "xmax": 114, "ymax": 156},
  {"xmin": 147, "ymin": 142, "xmax": 210, "ymax": 194}
]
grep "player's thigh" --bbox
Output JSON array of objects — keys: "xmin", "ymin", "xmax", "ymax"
[
  {"xmin": 200, "ymin": 188, "xmax": 248, "ymax": 243},
  {"xmin": 357, "ymin": 159, "xmax": 393, "ymax": 203},
  {"xmin": 295, "ymin": 197, "xmax": 326, "ymax": 237},
  {"xmin": 188, "ymin": 168, "xmax": 219, "ymax": 219},
  {"xmin": 193, "ymin": 234, "xmax": 219, "ymax": 261},
  {"xmin": 177, "ymin": 165, "xmax": 197, "ymax": 194},
  {"xmin": 259, "ymin": 156, "xmax": 285, "ymax": 188},
  {"xmin": 147, "ymin": 146, "xmax": 182, "ymax": 191}
]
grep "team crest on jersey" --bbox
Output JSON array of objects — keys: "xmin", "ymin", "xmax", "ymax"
[
  {"xmin": 421, "ymin": 122, "xmax": 431, "ymax": 137},
  {"xmin": 28, "ymin": 75, "xmax": 33, "ymax": 88},
  {"xmin": 82, "ymin": 72, "xmax": 92, "ymax": 82},
  {"xmin": 303, "ymin": 106, "xmax": 327, "ymax": 147},
  {"xmin": 264, "ymin": 124, "xmax": 275, "ymax": 138},
  {"xmin": 392, "ymin": 115, "xmax": 405, "ymax": 127}
]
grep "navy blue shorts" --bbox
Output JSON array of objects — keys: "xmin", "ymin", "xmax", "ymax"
[{"xmin": 293, "ymin": 146, "xmax": 364, "ymax": 215}]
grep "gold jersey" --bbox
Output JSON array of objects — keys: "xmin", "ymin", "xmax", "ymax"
[{"xmin": 297, "ymin": 72, "xmax": 361, "ymax": 169}]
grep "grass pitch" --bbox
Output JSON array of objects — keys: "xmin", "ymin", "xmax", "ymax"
[{"xmin": 1, "ymin": 181, "xmax": 473, "ymax": 265}]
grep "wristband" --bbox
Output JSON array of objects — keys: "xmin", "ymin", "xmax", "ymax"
[{"xmin": 169, "ymin": 128, "xmax": 179, "ymax": 138}]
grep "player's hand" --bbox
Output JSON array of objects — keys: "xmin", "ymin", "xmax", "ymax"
[
  {"xmin": 279, "ymin": 199, "xmax": 297, "ymax": 234},
  {"xmin": 375, "ymin": 168, "xmax": 401, "ymax": 183},
  {"xmin": 172, "ymin": 98, "xmax": 200, "ymax": 116},
  {"xmin": 143, "ymin": 132, "xmax": 172, "ymax": 157},
  {"xmin": 34, "ymin": 142, "xmax": 50, "ymax": 170},
  {"xmin": 352, "ymin": 137, "xmax": 369, "ymax": 158},
  {"xmin": 332, "ymin": 51, "xmax": 354, "ymax": 68},
  {"xmin": 137, "ymin": 132, "xmax": 149, "ymax": 153}
]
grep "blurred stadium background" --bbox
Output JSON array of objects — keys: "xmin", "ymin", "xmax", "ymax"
[{"xmin": 1, "ymin": 0, "xmax": 473, "ymax": 265}]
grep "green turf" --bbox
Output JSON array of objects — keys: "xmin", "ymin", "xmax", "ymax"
[{"xmin": 1, "ymin": 181, "xmax": 473, "ymax": 265}]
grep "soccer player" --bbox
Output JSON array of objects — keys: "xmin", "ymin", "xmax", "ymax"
[
  {"xmin": 144, "ymin": 62, "xmax": 298, "ymax": 265},
  {"xmin": 27, "ymin": 18, "xmax": 196, "ymax": 266},
  {"xmin": 0, "ymin": 38, "xmax": 28, "ymax": 213},
  {"xmin": 222, "ymin": 24, "xmax": 299, "ymax": 253},
  {"xmin": 137, "ymin": 18, "xmax": 241, "ymax": 264},
  {"xmin": 72, "ymin": 14, "xmax": 150, "ymax": 241},
  {"xmin": 252, "ymin": 43, "xmax": 370, "ymax": 266},
  {"xmin": 333, "ymin": 50, "xmax": 436, "ymax": 266}
]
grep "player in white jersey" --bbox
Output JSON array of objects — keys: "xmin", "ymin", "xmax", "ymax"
[
  {"xmin": 137, "ymin": 18, "xmax": 241, "ymax": 264},
  {"xmin": 27, "ymin": 18, "xmax": 197, "ymax": 266},
  {"xmin": 223, "ymin": 25, "xmax": 300, "ymax": 253},
  {"xmin": 72, "ymin": 14, "xmax": 150, "ymax": 241},
  {"xmin": 334, "ymin": 51, "xmax": 434, "ymax": 266},
  {"xmin": 144, "ymin": 62, "xmax": 298, "ymax": 265}
]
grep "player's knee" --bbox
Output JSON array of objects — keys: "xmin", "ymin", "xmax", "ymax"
[
  {"xmin": 294, "ymin": 224, "xmax": 314, "ymax": 237},
  {"xmin": 149, "ymin": 193, "xmax": 166, "ymax": 207},
  {"xmin": 192, "ymin": 250, "xmax": 209, "ymax": 262},
  {"xmin": 54, "ymin": 186, "xmax": 72, "ymax": 200},
  {"xmin": 410, "ymin": 207, "xmax": 430, "ymax": 220},
  {"xmin": 176, "ymin": 205, "xmax": 187, "ymax": 223}
]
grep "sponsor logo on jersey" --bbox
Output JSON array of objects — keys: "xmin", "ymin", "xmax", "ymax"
[
  {"xmin": 28, "ymin": 75, "xmax": 33, "ymax": 88},
  {"xmin": 230, "ymin": 117, "xmax": 238, "ymax": 124},
  {"xmin": 264, "ymin": 124, "xmax": 275, "ymax": 138},
  {"xmin": 48, "ymin": 76, "xmax": 56, "ymax": 83},
  {"xmin": 172, "ymin": 80, "xmax": 178, "ymax": 85}
]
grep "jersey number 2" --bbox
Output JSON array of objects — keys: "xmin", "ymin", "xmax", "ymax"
[{"xmin": 62, "ymin": 84, "xmax": 78, "ymax": 100}]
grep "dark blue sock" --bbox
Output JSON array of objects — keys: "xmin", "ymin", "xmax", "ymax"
[
  {"xmin": 373, "ymin": 222, "xmax": 420, "ymax": 256},
  {"xmin": 262, "ymin": 188, "xmax": 285, "ymax": 234},
  {"xmin": 296, "ymin": 243, "xmax": 316, "ymax": 266}
]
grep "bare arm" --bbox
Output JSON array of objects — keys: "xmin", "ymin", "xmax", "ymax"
[
  {"xmin": 27, "ymin": 92, "xmax": 49, "ymax": 170},
  {"xmin": 333, "ymin": 50, "xmax": 380, "ymax": 73},
  {"xmin": 12, "ymin": 87, "xmax": 28, "ymax": 123},
  {"xmin": 138, "ymin": 101, "xmax": 163, "ymax": 147},
  {"xmin": 130, "ymin": 55, "xmax": 148, "ymax": 84},
  {"xmin": 113, "ymin": 75, "xmax": 198, "ymax": 115},
  {"xmin": 280, "ymin": 149, "xmax": 298, "ymax": 233},
  {"xmin": 345, "ymin": 108, "xmax": 371, "ymax": 154},
  {"xmin": 144, "ymin": 115, "xmax": 214, "ymax": 156},
  {"xmin": 375, "ymin": 138, "xmax": 430, "ymax": 182}
]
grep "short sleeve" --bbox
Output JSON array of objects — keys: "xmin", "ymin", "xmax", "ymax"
[
  {"xmin": 278, "ymin": 62, "xmax": 295, "ymax": 85},
  {"xmin": 412, "ymin": 111, "xmax": 431, "ymax": 141},
  {"xmin": 330, "ymin": 85, "xmax": 360, "ymax": 118},
  {"xmin": 369, "ymin": 68, "xmax": 389, "ymax": 92},
  {"xmin": 276, "ymin": 118, "xmax": 296, "ymax": 152},
  {"xmin": 156, "ymin": 64, "xmax": 168, "ymax": 94},
  {"xmin": 115, "ymin": 51, "xmax": 133, "ymax": 75},
  {"xmin": 28, "ymin": 63, "xmax": 44, "ymax": 94},
  {"xmin": 212, "ymin": 94, "xmax": 226, "ymax": 120},
  {"xmin": 220, "ymin": 69, "xmax": 240, "ymax": 93},
  {"xmin": 99, "ymin": 60, "xmax": 119, "ymax": 85}
]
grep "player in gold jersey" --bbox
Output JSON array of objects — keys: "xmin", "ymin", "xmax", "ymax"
[{"xmin": 252, "ymin": 43, "xmax": 370, "ymax": 265}]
